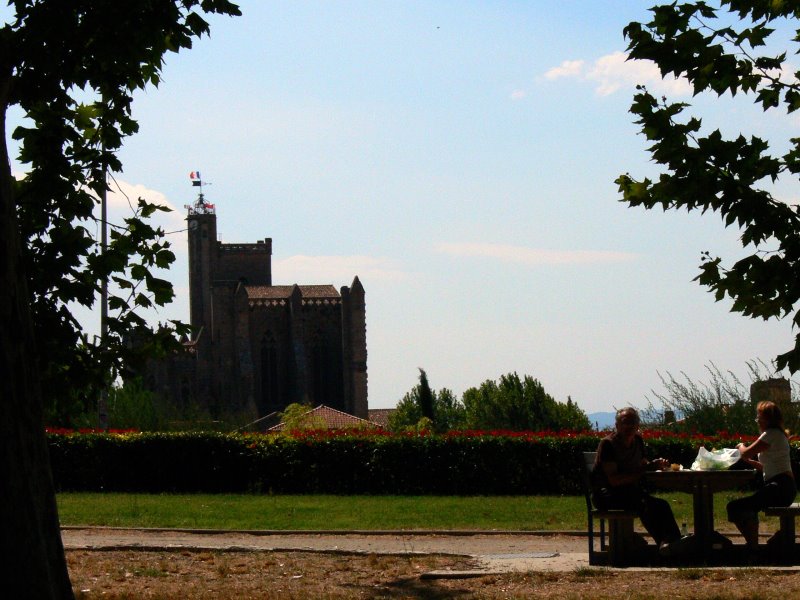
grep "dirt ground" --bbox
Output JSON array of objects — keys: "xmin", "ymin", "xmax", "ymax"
[
  {"xmin": 67, "ymin": 549, "xmax": 800, "ymax": 599},
  {"xmin": 63, "ymin": 528, "xmax": 800, "ymax": 598}
]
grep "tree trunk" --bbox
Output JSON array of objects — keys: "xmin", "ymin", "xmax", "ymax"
[{"xmin": 0, "ymin": 72, "xmax": 74, "ymax": 598}]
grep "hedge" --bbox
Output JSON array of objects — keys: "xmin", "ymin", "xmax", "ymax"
[{"xmin": 46, "ymin": 428, "xmax": 783, "ymax": 495}]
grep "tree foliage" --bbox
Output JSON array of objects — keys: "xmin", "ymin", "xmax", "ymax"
[
  {"xmin": 390, "ymin": 371, "xmax": 590, "ymax": 433},
  {"xmin": 388, "ymin": 369, "xmax": 466, "ymax": 433},
  {"xmin": 61, "ymin": 377, "xmax": 261, "ymax": 432},
  {"xmin": 5, "ymin": 0, "xmax": 239, "ymax": 416},
  {"xmin": 0, "ymin": 2, "xmax": 240, "ymax": 597},
  {"xmin": 462, "ymin": 372, "xmax": 591, "ymax": 431},
  {"xmin": 416, "ymin": 368, "xmax": 435, "ymax": 421},
  {"xmin": 617, "ymin": 1, "xmax": 800, "ymax": 373},
  {"xmin": 278, "ymin": 403, "xmax": 327, "ymax": 431}
]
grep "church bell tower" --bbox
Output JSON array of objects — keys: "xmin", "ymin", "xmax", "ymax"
[{"xmin": 186, "ymin": 174, "xmax": 217, "ymax": 341}]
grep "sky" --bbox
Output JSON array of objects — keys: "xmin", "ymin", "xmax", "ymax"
[{"xmin": 5, "ymin": 1, "xmax": 800, "ymax": 414}]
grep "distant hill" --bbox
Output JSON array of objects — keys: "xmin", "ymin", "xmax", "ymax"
[{"xmin": 587, "ymin": 411, "xmax": 616, "ymax": 431}]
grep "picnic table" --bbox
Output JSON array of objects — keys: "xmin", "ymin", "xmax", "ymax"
[{"xmin": 644, "ymin": 468, "xmax": 756, "ymax": 563}]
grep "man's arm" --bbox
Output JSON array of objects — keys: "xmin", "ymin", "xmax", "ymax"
[{"xmin": 600, "ymin": 459, "xmax": 644, "ymax": 486}]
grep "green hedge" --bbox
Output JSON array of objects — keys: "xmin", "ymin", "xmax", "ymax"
[{"xmin": 46, "ymin": 429, "xmax": 781, "ymax": 495}]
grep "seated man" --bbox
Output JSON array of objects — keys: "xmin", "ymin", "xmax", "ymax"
[{"xmin": 592, "ymin": 407, "xmax": 682, "ymax": 555}]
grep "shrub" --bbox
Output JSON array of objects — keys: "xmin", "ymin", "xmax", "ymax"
[
  {"xmin": 47, "ymin": 428, "xmax": 781, "ymax": 495},
  {"xmin": 641, "ymin": 360, "xmax": 800, "ymax": 435}
]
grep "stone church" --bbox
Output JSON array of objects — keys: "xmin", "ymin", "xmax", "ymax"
[{"xmin": 146, "ymin": 195, "xmax": 368, "ymax": 420}]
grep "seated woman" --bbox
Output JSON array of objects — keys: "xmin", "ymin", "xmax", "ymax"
[
  {"xmin": 727, "ymin": 400, "xmax": 797, "ymax": 553},
  {"xmin": 592, "ymin": 407, "xmax": 682, "ymax": 555}
]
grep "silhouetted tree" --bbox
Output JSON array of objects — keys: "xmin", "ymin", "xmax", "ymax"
[
  {"xmin": 417, "ymin": 368, "xmax": 435, "ymax": 421},
  {"xmin": 618, "ymin": 1, "xmax": 800, "ymax": 373},
  {"xmin": 0, "ymin": 2, "xmax": 240, "ymax": 596}
]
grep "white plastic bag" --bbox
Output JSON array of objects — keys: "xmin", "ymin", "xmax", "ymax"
[{"xmin": 690, "ymin": 447, "xmax": 741, "ymax": 471}]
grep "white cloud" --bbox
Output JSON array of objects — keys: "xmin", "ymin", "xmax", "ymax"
[
  {"xmin": 11, "ymin": 172, "xmax": 187, "ymax": 243},
  {"xmin": 435, "ymin": 242, "xmax": 637, "ymax": 265},
  {"xmin": 106, "ymin": 179, "xmax": 176, "ymax": 211},
  {"xmin": 103, "ymin": 178, "xmax": 187, "ymax": 241},
  {"xmin": 544, "ymin": 59, "xmax": 585, "ymax": 80},
  {"xmin": 544, "ymin": 51, "xmax": 692, "ymax": 97},
  {"xmin": 273, "ymin": 255, "xmax": 408, "ymax": 284}
]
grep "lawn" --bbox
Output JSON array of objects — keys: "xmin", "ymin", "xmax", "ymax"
[{"xmin": 57, "ymin": 491, "xmax": 776, "ymax": 532}]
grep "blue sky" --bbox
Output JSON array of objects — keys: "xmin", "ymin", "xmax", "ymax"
[{"xmin": 5, "ymin": 1, "xmax": 799, "ymax": 413}]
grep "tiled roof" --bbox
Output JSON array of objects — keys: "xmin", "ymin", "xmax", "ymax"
[
  {"xmin": 246, "ymin": 284, "xmax": 340, "ymax": 300},
  {"xmin": 268, "ymin": 405, "xmax": 381, "ymax": 431},
  {"xmin": 367, "ymin": 408, "xmax": 395, "ymax": 427}
]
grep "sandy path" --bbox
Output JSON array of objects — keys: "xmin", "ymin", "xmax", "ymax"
[
  {"xmin": 62, "ymin": 528, "xmax": 591, "ymax": 572},
  {"xmin": 62, "ymin": 527, "xmax": 585, "ymax": 554}
]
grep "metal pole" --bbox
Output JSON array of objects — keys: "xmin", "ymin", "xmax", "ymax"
[{"xmin": 98, "ymin": 164, "xmax": 109, "ymax": 430}]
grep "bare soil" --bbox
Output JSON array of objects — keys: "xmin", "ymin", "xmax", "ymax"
[{"xmin": 67, "ymin": 549, "xmax": 800, "ymax": 599}]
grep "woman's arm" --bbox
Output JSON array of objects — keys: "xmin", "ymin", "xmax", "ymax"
[{"xmin": 737, "ymin": 437, "xmax": 769, "ymax": 470}]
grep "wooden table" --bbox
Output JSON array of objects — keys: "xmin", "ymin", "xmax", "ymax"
[{"xmin": 645, "ymin": 469, "xmax": 756, "ymax": 562}]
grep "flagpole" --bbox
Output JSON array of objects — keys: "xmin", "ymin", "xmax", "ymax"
[{"xmin": 187, "ymin": 171, "xmax": 214, "ymax": 215}]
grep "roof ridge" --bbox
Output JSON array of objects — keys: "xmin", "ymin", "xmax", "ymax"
[{"xmin": 310, "ymin": 404, "xmax": 373, "ymax": 423}]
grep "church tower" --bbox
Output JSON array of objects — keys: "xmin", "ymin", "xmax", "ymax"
[
  {"xmin": 186, "ymin": 187, "xmax": 218, "ymax": 408},
  {"xmin": 341, "ymin": 277, "xmax": 368, "ymax": 418},
  {"xmin": 157, "ymin": 173, "xmax": 367, "ymax": 421},
  {"xmin": 187, "ymin": 207, "xmax": 216, "ymax": 338}
]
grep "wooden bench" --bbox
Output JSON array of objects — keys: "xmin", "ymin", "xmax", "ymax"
[
  {"xmin": 581, "ymin": 451, "xmax": 643, "ymax": 566},
  {"xmin": 764, "ymin": 503, "xmax": 800, "ymax": 561}
]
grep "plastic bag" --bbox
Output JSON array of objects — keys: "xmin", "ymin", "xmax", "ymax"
[{"xmin": 690, "ymin": 447, "xmax": 741, "ymax": 471}]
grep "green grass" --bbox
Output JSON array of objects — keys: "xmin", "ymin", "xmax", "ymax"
[
  {"xmin": 57, "ymin": 493, "xmax": 582, "ymax": 530},
  {"xmin": 56, "ymin": 491, "xmax": 781, "ymax": 532}
]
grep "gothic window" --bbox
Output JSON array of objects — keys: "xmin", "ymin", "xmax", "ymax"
[
  {"xmin": 308, "ymin": 325, "xmax": 343, "ymax": 409},
  {"xmin": 180, "ymin": 376, "xmax": 191, "ymax": 409},
  {"xmin": 261, "ymin": 331, "xmax": 279, "ymax": 411},
  {"xmin": 308, "ymin": 328, "xmax": 325, "ymax": 405}
]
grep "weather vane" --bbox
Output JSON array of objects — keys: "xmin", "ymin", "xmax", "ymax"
[{"xmin": 185, "ymin": 170, "xmax": 215, "ymax": 215}]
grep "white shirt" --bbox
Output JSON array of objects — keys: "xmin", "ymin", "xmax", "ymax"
[{"xmin": 757, "ymin": 427, "xmax": 792, "ymax": 481}]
